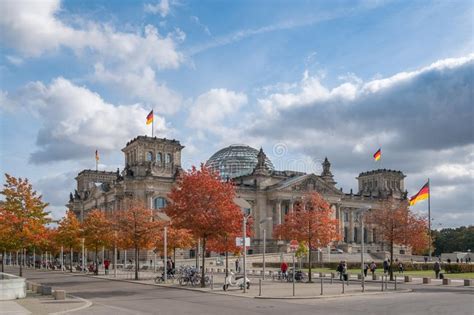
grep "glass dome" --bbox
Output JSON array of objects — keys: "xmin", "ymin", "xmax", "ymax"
[{"xmin": 206, "ymin": 144, "xmax": 274, "ymax": 179}]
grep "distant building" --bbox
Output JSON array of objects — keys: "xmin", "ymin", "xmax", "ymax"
[{"xmin": 69, "ymin": 135, "xmax": 410, "ymax": 261}]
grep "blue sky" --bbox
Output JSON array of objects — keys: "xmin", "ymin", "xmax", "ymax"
[{"xmin": 0, "ymin": 0, "xmax": 473, "ymax": 228}]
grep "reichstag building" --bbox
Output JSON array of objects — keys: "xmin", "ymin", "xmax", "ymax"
[{"xmin": 69, "ymin": 135, "xmax": 408, "ymax": 258}]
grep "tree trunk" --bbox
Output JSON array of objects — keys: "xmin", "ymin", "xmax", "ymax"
[
  {"xmin": 95, "ymin": 247, "xmax": 98, "ymax": 275},
  {"xmin": 135, "ymin": 246, "xmax": 139, "ymax": 280},
  {"xmin": 201, "ymin": 238, "xmax": 206, "ymax": 288},
  {"xmin": 390, "ymin": 240, "xmax": 394, "ymax": 281},
  {"xmin": 308, "ymin": 244, "xmax": 312, "ymax": 282},
  {"xmin": 1, "ymin": 250, "xmax": 4, "ymax": 273},
  {"xmin": 19, "ymin": 249, "xmax": 23, "ymax": 277},
  {"xmin": 70, "ymin": 247, "xmax": 73, "ymax": 273},
  {"xmin": 173, "ymin": 247, "xmax": 176, "ymax": 265},
  {"xmin": 225, "ymin": 251, "xmax": 229, "ymax": 278}
]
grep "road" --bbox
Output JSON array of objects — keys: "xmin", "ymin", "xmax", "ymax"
[{"xmin": 5, "ymin": 267, "xmax": 474, "ymax": 315}]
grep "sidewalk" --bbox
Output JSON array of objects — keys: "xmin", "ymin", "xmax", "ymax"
[{"xmin": 0, "ymin": 292, "xmax": 90, "ymax": 315}]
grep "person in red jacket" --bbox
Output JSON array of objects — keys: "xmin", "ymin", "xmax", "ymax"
[
  {"xmin": 281, "ymin": 261, "xmax": 288, "ymax": 279},
  {"xmin": 104, "ymin": 259, "xmax": 110, "ymax": 275}
]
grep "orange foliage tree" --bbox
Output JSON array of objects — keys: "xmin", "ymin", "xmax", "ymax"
[
  {"xmin": 154, "ymin": 223, "xmax": 194, "ymax": 264},
  {"xmin": 0, "ymin": 208, "xmax": 20, "ymax": 272},
  {"xmin": 274, "ymin": 192, "xmax": 340, "ymax": 282},
  {"xmin": 165, "ymin": 164, "xmax": 245, "ymax": 287},
  {"xmin": 0, "ymin": 174, "xmax": 50, "ymax": 276},
  {"xmin": 114, "ymin": 199, "xmax": 162, "ymax": 280},
  {"xmin": 56, "ymin": 210, "xmax": 82, "ymax": 272},
  {"xmin": 366, "ymin": 197, "xmax": 429, "ymax": 280},
  {"xmin": 82, "ymin": 209, "xmax": 113, "ymax": 274}
]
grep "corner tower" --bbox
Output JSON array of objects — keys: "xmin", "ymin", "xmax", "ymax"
[
  {"xmin": 122, "ymin": 136, "xmax": 184, "ymax": 178},
  {"xmin": 357, "ymin": 169, "xmax": 406, "ymax": 198}
]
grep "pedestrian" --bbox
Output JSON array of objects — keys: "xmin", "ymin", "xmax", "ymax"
[
  {"xmin": 370, "ymin": 261, "xmax": 377, "ymax": 277},
  {"xmin": 434, "ymin": 260, "xmax": 441, "ymax": 279},
  {"xmin": 166, "ymin": 257, "xmax": 173, "ymax": 275},
  {"xmin": 235, "ymin": 258, "xmax": 240, "ymax": 273},
  {"xmin": 456, "ymin": 258, "xmax": 459, "ymax": 263},
  {"xmin": 280, "ymin": 261, "xmax": 288, "ymax": 279},
  {"xmin": 424, "ymin": 256, "xmax": 428, "ymax": 263},
  {"xmin": 398, "ymin": 262, "xmax": 404, "ymax": 274},
  {"xmin": 447, "ymin": 258, "xmax": 451, "ymax": 264},
  {"xmin": 363, "ymin": 262, "xmax": 368, "ymax": 277},
  {"xmin": 342, "ymin": 261, "xmax": 348, "ymax": 283},
  {"xmin": 104, "ymin": 259, "xmax": 110, "ymax": 275},
  {"xmin": 383, "ymin": 259, "xmax": 389, "ymax": 275},
  {"xmin": 337, "ymin": 261, "xmax": 343, "ymax": 280}
]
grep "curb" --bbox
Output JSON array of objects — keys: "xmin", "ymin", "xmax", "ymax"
[
  {"xmin": 49, "ymin": 294, "xmax": 93, "ymax": 315},
  {"xmin": 254, "ymin": 289, "xmax": 412, "ymax": 300}
]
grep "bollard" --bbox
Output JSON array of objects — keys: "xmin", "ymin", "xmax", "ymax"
[
  {"xmin": 41, "ymin": 286, "xmax": 52, "ymax": 295},
  {"xmin": 394, "ymin": 275, "xmax": 397, "ymax": 290},
  {"xmin": 381, "ymin": 277, "xmax": 384, "ymax": 291},
  {"xmin": 404, "ymin": 275, "xmax": 412, "ymax": 282},
  {"xmin": 259, "ymin": 279, "xmax": 262, "ymax": 296},
  {"xmin": 54, "ymin": 290, "xmax": 66, "ymax": 300},
  {"xmin": 423, "ymin": 277, "xmax": 431, "ymax": 284},
  {"xmin": 331, "ymin": 272, "xmax": 334, "ymax": 284},
  {"xmin": 442, "ymin": 278, "xmax": 451, "ymax": 285},
  {"xmin": 342, "ymin": 279, "xmax": 345, "ymax": 294},
  {"xmin": 385, "ymin": 275, "xmax": 388, "ymax": 290},
  {"xmin": 464, "ymin": 279, "xmax": 473, "ymax": 286},
  {"xmin": 320, "ymin": 278, "xmax": 323, "ymax": 295},
  {"xmin": 211, "ymin": 273, "xmax": 214, "ymax": 290}
]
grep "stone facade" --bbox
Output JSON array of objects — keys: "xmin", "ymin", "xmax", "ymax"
[{"xmin": 69, "ymin": 135, "xmax": 411, "ymax": 260}]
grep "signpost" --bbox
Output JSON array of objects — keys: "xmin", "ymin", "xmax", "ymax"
[{"xmin": 289, "ymin": 240, "xmax": 298, "ymax": 296}]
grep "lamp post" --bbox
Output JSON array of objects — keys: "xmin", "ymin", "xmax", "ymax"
[
  {"xmin": 259, "ymin": 217, "xmax": 272, "ymax": 280},
  {"xmin": 164, "ymin": 226, "xmax": 168, "ymax": 283},
  {"xmin": 359, "ymin": 206, "xmax": 371, "ymax": 292},
  {"xmin": 81, "ymin": 238, "xmax": 85, "ymax": 272},
  {"xmin": 114, "ymin": 231, "xmax": 117, "ymax": 278}
]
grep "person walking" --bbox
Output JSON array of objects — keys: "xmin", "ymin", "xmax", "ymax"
[
  {"xmin": 363, "ymin": 262, "xmax": 369, "ymax": 277},
  {"xmin": 337, "ymin": 261, "xmax": 344, "ymax": 280},
  {"xmin": 280, "ymin": 261, "xmax": 288, "ymax": 279},
  {"xmin": 398, "ymin": 262, "xmax": 404, "ymax": 274},
  {"xmin": 383, "ymin": 259, "xmax": 389, "ymax": 275},
  {"xmin": 434, "ymin": 260, "xmax": 441, "ymax": 279},
  {"xmin": 104, "ymin": 259, "xmax": 110, "ymax": 275},
  {"xmin": 235, "ymin": 258, "xmax": 240, "ymax": 273},
  {"xmin": 370, "ymin": 261, "xmax": 377, "ymax": 277}
]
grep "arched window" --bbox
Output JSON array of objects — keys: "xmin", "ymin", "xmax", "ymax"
[
  {"xmin": 165, "ymin": 153, "xmax": 172, "ymax": 164},
  {"xmin": 344, "ymin": 227, "xmax": 348, "ymax": 243},
  {"xmin": 364, "ymin": 228, "xmax": 368, "ymax": 243},
  {"xmin": 372, "ymin": 228, "xmax": 377, "ymax": 243},
  {"xmin": 153, "ymin": 197, "xmax": 167, "ymax": 210},
  {"xmin": 156, "ymin": 153, "xmax": 162, "ymax": 164},
  {"xmin": 354, "ymin": 227, "xmax": 358, "ymax": 243},
  {"xmin": 146, "ymin": 151, "xmax": 153, "ymax": 161}
]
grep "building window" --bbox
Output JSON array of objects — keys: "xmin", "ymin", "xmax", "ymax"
[
  {"xmin": 153, "ymin": 197, "xmax": 167, "ymax": 209},
  {"xmin": 344, "ymin": 227, "xmax": 348, "ymax": 243},
  {"xmin": 354, "ymin": 227, "xmax": 358, "ymax": 243},
  {"xmin": 364, "ymin": 228, "xmax": 368, "ymax": 243},
  {"xmin": 344, "ymin": 211, "xmax": 349, "ymax": 222},
  {"xmin": 165, "ymin": 153, "xmax": 172, "ymax": 164},
  {"xmin": 146, "ymin": 151, "xmax": 153, "ymax": 161},
  {"xmin": 156, "ymin": 153, "xmax": 162, "ymax": 164},
  {"xmin": 373, "ymin": 228, "xmax": 376, "ymax": 243}
]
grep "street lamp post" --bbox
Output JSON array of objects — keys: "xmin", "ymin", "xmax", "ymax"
[
  {"xmin": 164, "ymin": 226, "xmax": 168, "ymax": 283},
  {"xmin": 243, "ymin": 214, "xmax": 247, "ymax": 293},
  {"xmin": 259, "ymin": 217, "xmax": 272, "ymax": 280},
  {"xmin": 359, "ymin": 206, "xmax": 371, "ymax": 292},
  {"xmin": 114, "ymin": 231, "xmax": 117, "ymax": 278},
  {"xmin": 81, "ymin": 238, "xmax": 85, "ymax": 272}
]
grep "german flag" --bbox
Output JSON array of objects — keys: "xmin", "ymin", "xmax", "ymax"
[
  {"xmin": 95, "ymin": 150, "xmax": 99, "ymax": 161},
  {"xmin": 146, "ymin": 110, "xmax": 154, "ymax": 125},
  {"xmin": 373, "ymin": 148, "xmax": 381, "ymax": 161},
  {"xmin": 409, "ymin": 182, "xmax": 429, "ymax": 206}
]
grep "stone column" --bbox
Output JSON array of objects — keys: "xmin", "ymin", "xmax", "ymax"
[
  {"xmin": 289, "ymin": 201, "xmax": 294, "ymax": 213},
  {"xmin": 276, "ymin": 200, "xmax": 282, "ymax": 225},
  {"xmin": 348, "ymin": 210, "xmax": 354, "ymax": 243}
]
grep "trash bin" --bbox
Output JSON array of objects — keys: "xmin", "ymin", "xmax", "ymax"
[{"xmin": 439, "ymin": 273, "xmax": 444, "ymax": 279}]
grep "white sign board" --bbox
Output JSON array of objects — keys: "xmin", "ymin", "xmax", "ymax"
[{"xmin": 235, "ymin": 237, "xmax": 251, "ymax": 247}]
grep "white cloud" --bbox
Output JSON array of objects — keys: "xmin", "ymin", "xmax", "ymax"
[
  {"xmin": 144, "ymin": 0, "xmax": 171, "ymax": 18},
  {"xmin": 93, "ymin": 64, "xmax": 182, "ymax": 114},
  {"xmin": 187, "ymin": 88, "xmax": 248, "ymax": 134},
  {"xmin": 0, "ymin": 0, "xmax": 183, "ymax": 70},
  {"xmin": 6, "ymin": 77, "xmax": 169, "ymax": 163}
]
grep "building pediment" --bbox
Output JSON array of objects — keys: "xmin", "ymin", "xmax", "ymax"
[{"xmin": 269, "ymin": 174, "xmax": 343, "ymax": 195}]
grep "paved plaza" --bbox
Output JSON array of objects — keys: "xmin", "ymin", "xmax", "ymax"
[{"xmin": 1, "ymin": 266, "xmax": 473, "ymax": 314}]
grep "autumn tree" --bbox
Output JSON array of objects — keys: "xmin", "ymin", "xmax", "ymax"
[
  {"xmin": 274, "ymin": 192, "xmax": 340, "ymax": 282},
  {"xmin": 56, "ymin": 210, "xmax": 82, "ymax": 272},
  {"xmin": 82, "ymin": 209, "xmax": 113, "ymax": 274},
  {"xmin": 0, "ymin": 174, "xmax": 50, "ymax": 276},
  {"xmin": 0, "ymin": 207, "xmax": 20, "ymax": 272},
  {"xmin": 154, "ymin": 223, "xmax": 194, "ymax": 264},
  {"xmin": 366, "ymin": 197, "xmax": 429, "ymax": 280},
  {"xmin": 165, "ymin": 164, "xmax": 244, "ymax": 287},
  {"xmin": 114, "ymin": 199, "xmax": 162, "ymax": 280}
]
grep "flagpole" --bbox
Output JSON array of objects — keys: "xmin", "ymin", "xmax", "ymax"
[
  {"xmin": 152, "ymin": 115, "xmax": 154, "ymax": 137},
  {"xmin": 428, "ymin": 178, "xmax": 431, "ymax": 261}
]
